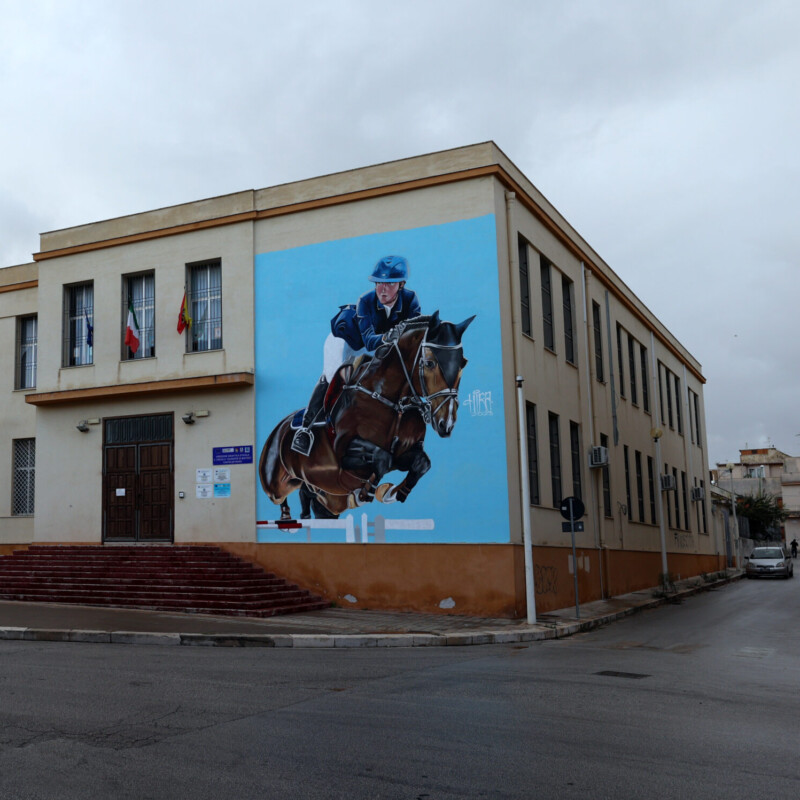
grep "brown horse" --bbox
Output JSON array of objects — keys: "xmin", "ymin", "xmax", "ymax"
[{"xmin": 259, "ymin": 312, "xmax": 474, "ymax": 519}]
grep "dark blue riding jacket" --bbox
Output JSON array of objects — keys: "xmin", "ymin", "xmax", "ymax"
[{"xmin": 331, "ymin": 287, "xmax": 421, "ymax": 353}]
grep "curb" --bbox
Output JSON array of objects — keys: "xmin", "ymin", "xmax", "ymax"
[{"xmin": 0, "ymin": 573, "xmax": 741, "ymax": 649}]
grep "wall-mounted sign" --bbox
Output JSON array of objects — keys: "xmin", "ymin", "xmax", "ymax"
[
  {"xmin": 196, "ymin": 484, "xmax": 213, "ymax": 499},
  {"xmin": 214, "ymin": 467, "xmax": 231, "ymax": 483},
  {"xmin": 213, "ymin": 446, "xmax": 253, "ymax": 465},
  {"xmin": 196, "ymin": 468, "xmax": 213, "ymax": 483},
  {"xmin": 213, "ymin": 483, "xmax": 231, "ymax": 498},
  {"xmin": 115, "ymin": 488, "xmax": 126, "ymax": 497}
]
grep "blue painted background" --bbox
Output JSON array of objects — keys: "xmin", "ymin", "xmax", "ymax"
[{"xmin": 254, "ymin": 214, "xmax": 509, "ymax": 543}]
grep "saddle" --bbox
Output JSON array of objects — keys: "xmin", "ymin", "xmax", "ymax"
[{"xmin": 323, "ymin": 354, "xmax": 372, "ymax": 415}]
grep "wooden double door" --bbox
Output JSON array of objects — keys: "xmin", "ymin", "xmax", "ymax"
[{"xmin": 103, "ymin": 414, "xmax": 174, "ymax": 542}]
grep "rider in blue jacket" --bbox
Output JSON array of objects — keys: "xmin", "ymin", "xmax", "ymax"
[{"xmin": 291, "ymin": 255, "xmax": 422, "ymax": 456}]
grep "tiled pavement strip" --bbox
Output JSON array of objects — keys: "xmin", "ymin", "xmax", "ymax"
[{"xmin": 0, "ymin": 571, "xmax": 742, "ymax": 648}]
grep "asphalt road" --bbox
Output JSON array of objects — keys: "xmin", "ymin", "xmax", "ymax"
[{"xmin": 1, "ymin": 573, "xmax": 798, "ymax": 799}]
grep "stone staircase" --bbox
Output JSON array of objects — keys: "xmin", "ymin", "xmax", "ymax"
[{"xmin": 0, "ymin": 545, "xmax": 329, "ymax": 617}]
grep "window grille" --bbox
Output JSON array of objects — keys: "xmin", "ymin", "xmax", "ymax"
[
  {"xmin": 518, "ymin": 237, "xmax": 531, "ymax": 337},
  {"xmin": 15, "ymin": 315, "xmax": 37, "ymax": 389},
  {"xmin": 592, "ymin": 301, "xmax": 604, "ymax": 382},
  {"xmin": 540, "ymin": 257, "xmax": 554, "ymax": 350},
  {"xmin": 124, "ymin": 272, "xmax": 155, "ymax": 359},
  {"xmin": 63, "ymin": 283, "xmax": 93, "ymax": 366},
  {"xmin": 187, "ymin": 260, "xmax": 222, "ymax": 352},
  {"xmin": 13, "ymin": 438, "xmax": 35, "ymax": 515},
  {"xmin": 549, "ymin": 412, "xmax": 562, "ymax": 507},
  {"xmin": 563, "ymin": 276, "xmax": 575, "ymax": 364},
  {"xmin": 525, "ymin": 402, "xmax": 540, "ymax": 505}
]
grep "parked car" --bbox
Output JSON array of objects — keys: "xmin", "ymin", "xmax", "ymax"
[{"xmin": 745, "ymin": 546, "xmax": 794, "ymax": 579}]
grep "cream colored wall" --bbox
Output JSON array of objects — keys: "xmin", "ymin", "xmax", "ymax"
[
  {"xmin": 0, "ymin": 265, "xmax": 38, "ymax": 544},
  {"xmin": 31, "ymin": 221, "xmax": 256, "ymax": 544},
  {"xmin": 494, "ymin": 184, "xmax": 713, "ymax": 562},
  {"xmin": 36, "ymin": 221, "xmax": 255, "ymax": 394}
]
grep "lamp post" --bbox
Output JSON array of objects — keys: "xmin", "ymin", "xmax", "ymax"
[{"xmin": 725, "ymin": 463, "xmax": 741, "ymax": 568}]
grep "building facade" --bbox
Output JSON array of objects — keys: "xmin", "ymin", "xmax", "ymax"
[{"xmin": 0, "ymin": 142, "xmax": 721, "ymax": 616}]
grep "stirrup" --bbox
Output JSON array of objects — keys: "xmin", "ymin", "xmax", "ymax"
[{"xmin": 290, "ymin": 428, "xmax": 314, "ymax": 456}]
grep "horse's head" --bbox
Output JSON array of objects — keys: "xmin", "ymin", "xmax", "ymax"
[{"xmin": 413, "ymin": 310, "xmax": 475, "ymax": 437}]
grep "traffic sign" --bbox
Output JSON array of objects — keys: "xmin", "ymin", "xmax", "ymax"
[{"xmin": 560, "ymin": 496, "xmax": 585, "ymax": 521}]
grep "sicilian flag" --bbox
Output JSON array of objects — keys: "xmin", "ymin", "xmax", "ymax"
[
  {"xmin": 177, "ymin": 292, "xmax": 192, "ymax": 333},
  {"xmin": 125, "ymin": 300, "xmax": 141, "ymax": 354}
]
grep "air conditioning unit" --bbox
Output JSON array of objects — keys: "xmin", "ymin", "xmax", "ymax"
[
  {"xmin": 660, "ymin": 474, "xmax": 676, "ymax": 492},
  {"xmin": 589, "ymin": 445, "xmax": 609, "ymax": 468},
  {"xmin": 691, "ymin": 487, "xmax": 705, "ymax": 502}
]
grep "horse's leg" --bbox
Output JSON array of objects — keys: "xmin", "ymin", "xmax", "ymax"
[
  {"xmin": 279, "ymin": 500, "xmax": 292, "ymax": 521},
  {"xmin": 377, "ymin": 441, "xmax": 431, "ymax": 503},
  {"xmin": 310, "ymin": 494, "xmax": 339, "ymax": 519},
  {"xmin": 340, "ymin": 437, "xmax": 393, "ymax": 504},
  {"xmin": 299, "ymin": 484, "xmax": 314, "ymax": 519}
]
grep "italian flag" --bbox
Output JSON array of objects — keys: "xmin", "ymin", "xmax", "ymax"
[{"xmin": 125, "ymin": 300, "xmax": 141, "ymax": 354}]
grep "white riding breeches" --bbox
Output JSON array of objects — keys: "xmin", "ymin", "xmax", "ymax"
[{"xmin": 322, "ymin": 333, "xmax": 364, "ymax": 382}]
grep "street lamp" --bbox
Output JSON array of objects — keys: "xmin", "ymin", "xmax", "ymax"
[{"xmin": 725, "ymin": 463, "xmax": 741, "ymax": 569}]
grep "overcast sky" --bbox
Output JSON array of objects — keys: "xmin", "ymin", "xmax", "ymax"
[{"xmin": 2, "ymin": 0, "xmax": 797, "ymax": 466}]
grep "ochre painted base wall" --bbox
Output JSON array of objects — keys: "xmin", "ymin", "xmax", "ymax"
[
  {"xmin": 223, "ymin": 543, "xmax": 526, "ymax": 618},
  {"xmin": 222, "ymin": 543, "xmax": 730, "ymax": 618}
]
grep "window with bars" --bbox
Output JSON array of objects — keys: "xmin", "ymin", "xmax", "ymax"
[
  {"xmin": 187, "ymin": 260, "xmax": 222, "ymax": 352},
  {"xmin": 15, "ymin": 315, "xmax": 37, "ymax": 389},
  {"xmin": 673, "ymin": 467, "xmax": 680, "ymax": 527},
  {"xmin": 681, "ymin": 471, "xmax": 689, "ymax": 530},
  {"xmin": 635, "ymin": 450, "xmax": 645, "ymax": 522},
  {"xmin": 13, "ymin": 438, "xmax": 35, "ymax": 515},
  {"xmin": 123, "ymin": 272, "xmax": 155, "ymax": 359},
  {"xmin": 640, "ymin": 344, "xmax": 650, "ymax": 413},
  {"xmin": 540, "ymin": 257, "xmax": 554, "ymax": 350},
  {"xmin": 601, "ymin": 433, "xmax": 611, "ymax": 517},
  {"xmin": 548, "ymin": 412, "xmax": 562, "ymax": 507},
  {"xmin": 518, "ymin": 236, "xmax": 531, "ymax": 337},
  {"xmin": 628, "ymin": 334, "xmax": 637, "ymax": 404},
  {"xmin": 562, "ymin": 275, "xmax": 576, "ymax": 365},
  {"xmin": 694, "ymin": 392, "xmax": 702, "ymax": 444},
  {"xmin": 647, "ymin": 456, "xmax": 656, "ymax": 524},
  {"xmin": 616, "ymin": 324, "xmax": 625, "ymax": 397},
  {"xmin": 624, "ymin": 445, "xmax": 632, "ymax": 518},
  {"xmin": 674, "ymin": 374, "xmax": 683, "ymax": 434},
  {"xmin": 525, "ymin": 402, "xmax": 540, "ymax": 505},
  {"xmin": 569, "ymin": 421, "xmax": 582, "ymax": 501},
  {"xmin": 592, "ymin": 301, "xmax": 604, "ymax": 382},
  {"xmin": 62, "ymin": 282, "xmax": 93, "ymax": 367}
]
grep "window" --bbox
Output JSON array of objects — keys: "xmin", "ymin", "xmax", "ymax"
[
  {"xmin": 694, "ymin": 478, "xmax": 701, "ymax": 531},
  {"xmin": 123, "ymin": 272, "xmax": 155, "ymax": 359},
  {"xmin": 15, "ymin": 315, "xmax": 37, "ymax": 389},
  {"xmin": 525, "ymin": 402, "xmax": 540, "ymax": 505},
  {"xmin": 592, "ymin": 301, "xmax": 604, "ymax": 381},
  {"xmin": 562, "ymin": 276, "xmax": 575, "ymax": 364},
  {"xmin": 13, "ymin": 438, "xmax": 35, "ymax": 516},
  {"xmin": 635, "ymin": 450, "xmax": 645, "ymax": 522},
  {"xmin": 700, "ymin": 479, "xmax": 707, "ymax": 533},
  {"xmin": 665, "ymin": 463, "xmax": 672, "ymax": 528},
  {"xmin": 674, "ymin": 374, "xmax": 682, "ymax": 434},
  {"xmin": 548, "ymin": 412, "xmax": 562, "ymax": 507},
  {"xmin": 640, "ymin": 345, "xmax": 650, "ymax": 413},
  {"xmin": 688, "ymin": 389, "xmax": 696, "ymax": 443},
  {"xmin": 569, "ymin": 421, "xmax": 582, "ymax": 501},
  {"xmin": 601, "ymin": 433, "xmax": 611, "ymax": 517},
  {"xmin": 693, "ymin": 392, "xmax": 702, "ymax": 444},
  {"xmin": 658, "ymin": 363, "xmax": 666, "ymax": 426},
  {"xmin": 616, "ymin": 324, "xmax": 625, "ymax": 397},
  {"xmin": 624, "ymin": 445, "xmax": 632, "ymax": 518},
  {"xmin": 540, "ymin": 257, "xmax": 554, "ymax": 350},
  {"xmin": 681, "ymin": 472, "xmax": 689, "ymax": 529},
  {"xmin": 673, "ymin": 467, "xmax": 680, "ymax": 527},
  {"xmin": 628, "ymin": 334, "xmax": 637, "ymax": 404},
  {"xmin": 518, "ymin": 237, "xmax": 531, "ymax": 337},
  {"xmin": 665, "ymin": 367, "xmax": 674, "ymax": 428},
  {"xmin": 187, "ymin": 260, "xmax": 222, "ymax": 352},
  {"xmin": 647, "ymin": 456, "xmax": 656, "ymax": 524},
  {"xmin": 62, "ymin": 282, "xmax": 93, "ymax": 367}
]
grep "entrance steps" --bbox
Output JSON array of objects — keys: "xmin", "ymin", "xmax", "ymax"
[{"xmin": 0, "ymin": 545, "xmax": 329, "ymax": 617}]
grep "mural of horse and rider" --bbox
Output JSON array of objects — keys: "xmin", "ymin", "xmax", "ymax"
[{"xmin": 254, "ymin": 216, "xmax": 510, "ymax": 544}]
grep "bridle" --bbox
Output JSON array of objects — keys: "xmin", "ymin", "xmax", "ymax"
[{"xmin": 349, "ymin": 325, "xmax": 461, "ymax": 427}]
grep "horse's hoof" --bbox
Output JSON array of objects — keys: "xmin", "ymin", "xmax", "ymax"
[{"xmin": 375, "ymin": 483, "xmax": 398, "ymax": 504}]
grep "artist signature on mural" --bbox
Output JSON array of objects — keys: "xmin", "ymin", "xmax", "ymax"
[{"xmin": 462, "ymin": 389, "xmax": 493, "ymax": 417}]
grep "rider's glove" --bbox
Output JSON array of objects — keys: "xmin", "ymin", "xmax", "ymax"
[{"xmin": 382, "ymin": 321, "xmax": 406, "ymax": 346}]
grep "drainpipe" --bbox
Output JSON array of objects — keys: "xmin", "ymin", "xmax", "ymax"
[
  {"xmin": 505, "ymin": 191, "xmax": 536, "ymax": 624},
  {"xmin": 650, "ymin": 331, "xmax": 669, "ymax": 580},
  {"xmin": 580, "ymin": 263, "xmax": 605, "ymax": 599}
]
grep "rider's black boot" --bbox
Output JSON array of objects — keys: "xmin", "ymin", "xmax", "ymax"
[{"xmin": 291, "ymin": 377, "xmax": 328, "ymax": 456}]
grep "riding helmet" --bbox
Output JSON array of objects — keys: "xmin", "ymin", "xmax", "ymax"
[{"xmin": 369, "ymin": 255, "xmax": 408, "ymax": 283}]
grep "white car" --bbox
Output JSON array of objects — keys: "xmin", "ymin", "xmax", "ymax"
[{"xmin": 745, "ymin": 546, "xmax": 794, "ymax": 579}]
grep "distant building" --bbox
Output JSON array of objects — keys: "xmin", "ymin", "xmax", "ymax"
[
  {"xmin": 0, "ymin": 142, "xmax": 720, "ymax": 616},
  {"xmin": 715, "ymin": 448, "xmax": 800, "ymax": 544}
]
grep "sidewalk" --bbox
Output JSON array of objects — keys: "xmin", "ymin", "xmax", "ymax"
[{"xmin": 0, "ymin": 570, "xmax": 742, "ymax": 648}]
